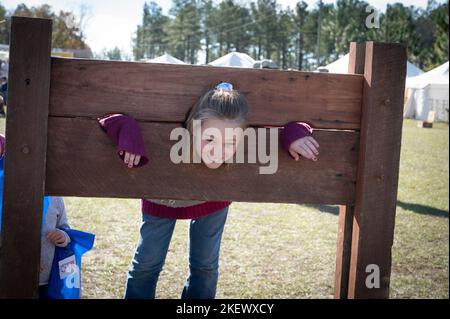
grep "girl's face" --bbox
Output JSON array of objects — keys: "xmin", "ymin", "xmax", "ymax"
[{"xmin": 196, "ymin": 118, "xmax": 243, "ymax": 169}]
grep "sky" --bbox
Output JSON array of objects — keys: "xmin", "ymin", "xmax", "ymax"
[{"xmin": 1, "ymin": 0, "xmax": 444, "ymax": 58}]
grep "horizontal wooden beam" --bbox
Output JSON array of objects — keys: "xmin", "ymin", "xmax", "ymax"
[
  {"xmin": 49, "ymin": 58, "xmax": 364, "ymax": 130},
  {"xmin": 45, "ymin": 117, "xmax": 359, "ymax": 204}
]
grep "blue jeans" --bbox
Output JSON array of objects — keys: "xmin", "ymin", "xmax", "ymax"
[{"xmin": 124, "ymin": 207, "xmax": 228, "ymax": 299}]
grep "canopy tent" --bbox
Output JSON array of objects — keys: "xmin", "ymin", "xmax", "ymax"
[
  {"xmin": 141, "ymin": 53, "xmax": 187, "ymax": 64},
  {"xmin": 321, "ymin": 54, "xmax": 350, "ymax": 74},
  {"xmin": 209, "ymin": 52, "xmax": 256, "ymax": 68},
  {"xmin": 320, "ymin": 53, "xmax": 424, "ymax": 78},
  {"xmin": 0, "ymin": 51, "xmax": 9, "ymax": 61},
  {"xmin": 404, "ymin": 61, "xmax": 449, "ymax": 122},
  {"xmin": 253, "ymin": 58, "xmax": 278, "ymax": 69}
]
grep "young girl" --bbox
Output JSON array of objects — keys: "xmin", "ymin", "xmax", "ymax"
[
  {"xmin": 0, "ymin": 134, "xmax": 71, "ymax": 299},
  {"xmin": 98, "ymin": 82, "xmax": 319, "ymax": 299}
]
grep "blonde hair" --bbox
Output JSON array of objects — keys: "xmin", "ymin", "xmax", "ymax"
[{"xmin": 185, "ymin": 85, "xmax": 249, "ymax": 133}]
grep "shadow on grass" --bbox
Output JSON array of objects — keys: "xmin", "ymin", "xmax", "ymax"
[
  {"xmin": 302, "ymin": 204, "xmax": 339, "ymax": 215},
  {"xmin": 302, "ymin": 202, "xmax": 448, "ymax": 219},
  {"xmin": 397, "ymin": 200, "xmax": 448, "ymax": 218}
]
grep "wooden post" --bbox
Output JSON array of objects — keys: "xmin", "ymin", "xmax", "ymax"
[
  {"xmin": 0, "ymin": 17, "xmax": 52, "ymax": 298},
  {"xmin": 348, "ymin": 42, "xmax": 366, "ymax": 75},
  {"xmin": 347, "ymin": 42, "xmax": 406, "ymax": 298},
  {"xmin": 334, "ymin": 42, "xmax": 365, "ymax": 299}
]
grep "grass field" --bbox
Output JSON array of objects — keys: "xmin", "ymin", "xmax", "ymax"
[{"xmin": 0, "ymin": 117, "xmax": 448, "ymax": 299}]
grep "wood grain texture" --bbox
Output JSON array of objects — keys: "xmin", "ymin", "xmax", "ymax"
[
  {"xmin": 45, "ymin": 117, "xmax": 359, "ymax": 205},
  {"xmin": 334, "ymin": 42, "xmax": 366, "ymax": 299},
  {"xmin": 49, "ymin": 58, "xmax": 364, "ymax": 130},
  {"xmin": 348, "ymin": 42, "xmax": 366, "ymax": 75},
  {"xmin": 334, "ymin": 205, "xmax": 355, "ymax": 298},
  {"xmin": 347, "ymin": 42, "xmax": 406, "ymax": 299},
  {"xmin": 0, "ymin": 16, "xmax": 52, "ymax": 299}
]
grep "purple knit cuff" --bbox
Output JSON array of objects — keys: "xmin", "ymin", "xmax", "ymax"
[
  {"xmin": 98, "ymin": 114, "xmax": 149, "ymax": 167},
  {"xmin": 280, "ymin": 122, "xmax": 313, "ymax": 151}
]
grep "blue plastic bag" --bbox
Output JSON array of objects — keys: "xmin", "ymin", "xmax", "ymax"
[{"xmin": 47, "ymin": 229, "xmax": 95, "ymax": 299}]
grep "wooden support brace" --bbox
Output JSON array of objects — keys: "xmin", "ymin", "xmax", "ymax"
[
  {"xmin": 347, "ymin": 42, "xmax": 406, "ymax": 298},
  {"xmin": 0, "ymin": 17, "xmax": 52, "ymax": 298},
  {"xmin": 334, "ymin": 42, "xmax": 366, "ymax": 299}
]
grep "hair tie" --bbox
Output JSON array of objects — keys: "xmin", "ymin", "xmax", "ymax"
[{"xmin": 215, "ymin": 82, "xmax": 233, "ymax": 92}]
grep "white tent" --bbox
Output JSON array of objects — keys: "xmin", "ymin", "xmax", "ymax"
[
  {"xmin": 321, "ymin": 54, "xmax": 350, "ymax": 74},
  {"xmin": 253, "ymin": 58, "xmax": 278, "ymax": 69},
  {"xmin": 141, "ymin": 53, "xmax": 187, "ymax": 64},
  {"xmin": 321, "ymin": 53, "xmax": 424, "ymax": 78},
  {"xmin": 404, "ymin": 61, "xmax": 449, "ymax": 122},
  {"xmin": 0, "ymin": 51, "xmax": 8, "ymax": 61},
  {"xmin": 209, "ymin": 52, "xmax": 256, "ymax": 68}
]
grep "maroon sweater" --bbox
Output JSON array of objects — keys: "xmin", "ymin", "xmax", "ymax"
[{"xmin": 98, "ymin": 114, "xmax": 313, "ymax": 219}]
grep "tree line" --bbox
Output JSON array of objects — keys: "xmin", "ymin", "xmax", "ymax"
[
  {"xmin": 0, "ymin": 2, "xmax": 92, "ymax": 56},
  {"xmin": 133, "ymin": 0, "xmax": 448, "ymax": 70}
]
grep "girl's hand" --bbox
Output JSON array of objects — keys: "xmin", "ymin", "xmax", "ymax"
[
  {"xmin": 119, "ymin": 151, "xmax": 141, "ymax": 168},
  {"xmin": 288, "ymin": 136, "xmax": 320, "ymax": 162},
  {"xmin": 45, "ymin": 230, "xmax": 66, "ymax": 246}
]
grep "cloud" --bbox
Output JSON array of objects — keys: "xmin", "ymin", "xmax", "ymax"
[{"xmin": 84, "ymin": 13, "xmax": 135, "ymax": 55}]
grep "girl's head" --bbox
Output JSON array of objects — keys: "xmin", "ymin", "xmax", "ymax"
[{"xmin": 185, "ymin": 82, "xmax": 249, "ymax": 169}]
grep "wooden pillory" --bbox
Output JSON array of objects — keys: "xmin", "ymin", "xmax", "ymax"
[{"xmin": 0, "ymin": 17, "xmax": 406, "ymax": 299}]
